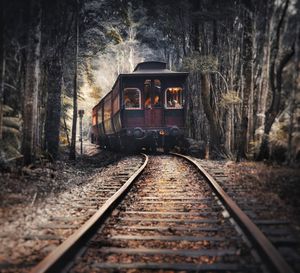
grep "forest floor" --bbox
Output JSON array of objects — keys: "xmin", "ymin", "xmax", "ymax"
[
  {"xmin": 224, "ymin": 160, "xmax": 300, "ymax": 225},
  {"xmin": 0, "ymin": 143, "xmax": 125, "ymax": 272},
  {"xmin": 0, "ymin": 145, "xmax": 299, "ymax": 272}
]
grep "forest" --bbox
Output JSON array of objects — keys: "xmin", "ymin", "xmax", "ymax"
[{"xmin": 0, "ymin": 0, "xmax": 299, "ymax": 167}]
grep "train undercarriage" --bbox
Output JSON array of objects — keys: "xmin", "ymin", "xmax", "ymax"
[{"xmin": 95, "ymin": 126, "xmax": 184, "ymax": 153}]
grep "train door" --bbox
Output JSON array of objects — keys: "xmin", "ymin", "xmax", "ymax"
[{"xmin": 144, "ymin": 79, "xmax": 164, "ymax": 127}]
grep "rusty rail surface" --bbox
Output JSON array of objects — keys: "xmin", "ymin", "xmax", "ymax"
[
  {"xmin": 30, "ymin": 154, "xmax": 148, "ymax": 273},
  {"xmin": 172, "ymin": 152, "xmax": 294, "ymax": 273}
]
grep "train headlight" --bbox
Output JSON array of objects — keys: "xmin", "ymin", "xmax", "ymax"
[{"xmin": 159, "ymin": 130, "xmax": 166, "ymax": 136}]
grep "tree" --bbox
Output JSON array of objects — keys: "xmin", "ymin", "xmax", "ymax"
[
  {"xmin": 0, "ymin": 0, "xmax": 5, "ymax": 140},
  {"xmin": 257, "ymin": 0, "xmax": 294, "ymax": 160},
  {"xmin": 22, "ymin": 0, "xmax": 41, "ymax": 165},
  {"xmin": 69, "ymin": 0, "xmax": 79, "ymax": 160},
  {"xmin": 2, "ymin": 0, "xmax": 299, "ymax": 165},
  {"xmin": 237, "ymin": 0, "xmax": 254, "ymax": 161},
  {"xmin": 43, "ymin": 0, "xmax": 74, "ymax": 160},
  {"xmin": 200, "ymin": 72, "xmax": 223, "ymax": 155}
]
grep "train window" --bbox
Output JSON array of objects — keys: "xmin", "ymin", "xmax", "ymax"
[
  {"xmin": 92, "ymin": 115, "xmax": 97, "ymax": 125},
  {"xmin": 144, "ymin": 79, "xmax": 162, "ymax": 108},
  {"xmin": 165, "ymin": 87, "xmax": 183, "ymax": 109},
  {"xmin": 113, "ymin": 93, "xmax": 120, "ymax": 114},
  {"xmin": 104, "ymin": 95, "xmax": 112, "ymax": 120},
  {"xmin": 144, "ymin": 80, "xmax": 151, "ymax": 108},
  {"xmin": 153, "ymin": 79, "xmax": 161, "ymax": 108},
  {"xmin": 112, "ymin": 82, "xmax": 120, "ymax": 114},
  {"xmin": 98, "ymin": 105, "xmax": 103, "ymax": 124},
  {"xmin": 124, "ymin": 88, "xmax": 141, "ymax": 109}
]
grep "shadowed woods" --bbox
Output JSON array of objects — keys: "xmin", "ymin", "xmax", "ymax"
[{"xmin": 0, "ymin": 0, "xmax": 299, "ymax": 168}]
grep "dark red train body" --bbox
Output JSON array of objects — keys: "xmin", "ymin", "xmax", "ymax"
[{"xmin": 91, "ymin": 61, "xmax": 189, "ymax": 152}]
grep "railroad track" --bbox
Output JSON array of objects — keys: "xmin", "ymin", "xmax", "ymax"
[
  {"xmin": 196, "ymin": 159, "xmax": 300, "ymax": 270},
  {"xmin": 31, "ymin": 154, "xmax": 294, "ymax": 273},
  {"xmin": 0, "ymin": 155, "xmax": 144, "ymax": 273}
]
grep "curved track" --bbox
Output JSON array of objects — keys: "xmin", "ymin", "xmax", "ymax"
[
  {"xmin": 30, "ymin": 154, "xmax": 148, "ymax": 273},
  {"xmin": 172, "ymin": 153, "xmax": 293, "ymax": 273},
  {"xmin": 31, "ymin": 154, "xmax": 294, "ymax": 273}
]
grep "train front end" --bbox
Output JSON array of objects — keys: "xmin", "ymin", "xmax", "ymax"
[{"xmin": 120, "ymin": 61, "xmax": 189, "ymax": 152}]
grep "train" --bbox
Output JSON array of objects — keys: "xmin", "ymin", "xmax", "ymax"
[{"xmin": 91, "ymin": 61, "xmax": 189, "ymax": 153}]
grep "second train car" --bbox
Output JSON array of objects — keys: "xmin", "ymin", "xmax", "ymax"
[{"xmin": 91, "ymin": 61, "xmax": 189, "ymax": 153}]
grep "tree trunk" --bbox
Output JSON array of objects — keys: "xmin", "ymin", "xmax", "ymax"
[
  {"xmin": 179, "ymin": 7, "xmax": 187, "ymax": 57},
  {"xmin": 22, "ymin": 0, "xmax": 41, "ymax": 165},
  {"xmin": 254, "ymin": 1, "xmax": 273, "ymax": 157},
  {"xmin": 0, "ymin": 2, "xmax": 5, "ymax": 140},
  {"xmin": 63, "ymin": 115, "xmax": 71, "ymax": 148},
  {"xmin": 287, "ymin": 26, "xmax": 300, "ymax": 164},
  {"xmin": 225, "ymin": 106, "xmax": 233, "ymax": 154},
  {"xmin": 200, "ymin": 73, "xmax": 222, "ymax": 156},
  {"xmin": 257, "ymin": 46, "xmax": 295, "ymax": 160},
  {"xmin": 257, "ymin": 0, "xmax": 291, "ymax": 160},
  {"xmin": 43, "ymin": 0, "xmax": 74, "ymax": 160},
  {"xmin": 69, "ymin": 0, "xmax": 79, "ymax": 160},
  {"xmin": 186, "ymin": 77, "xmax": 196, "ymax": 139},
  {"xmin": 237, "ymin": 4, "xmax": 253, "ymax": 161},
  {"xmin": 255, "ymin": 23, "xmax": 271, "ymax": 156},
  {"xmin": 44, "ymin": 60, "xmax": 63, "ymax": 159},
  {"xmin": 247, "ymin": 79, "xmax": 254, "ymax": 155},
  {"xmin": 0, "ymin": 49, "xmax": 4, "ymax": 141},
  {"xmin": 192, "ymin": 0, "xmax": 200, "ymax": 52}
]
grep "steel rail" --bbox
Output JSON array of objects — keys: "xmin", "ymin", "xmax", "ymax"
[
  {"xmin": 30, "ymin": 154, "xmax": 149, "ymax": 273},
  {"xmin": 172, "ymin": 152, "xmax": 294, "ymax": 273}
]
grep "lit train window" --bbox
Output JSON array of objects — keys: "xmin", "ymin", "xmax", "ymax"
[
  {"xmin": 92, "ymin": 115, "xmax": 97, "ymax": 125},
  {"xmin": 165, "ymin": 87, "xmax": 183, "ymax": 109},
  {"xmin": 153, "ymin": 79, "xmax": 161, "ymax": 108},
  {"xmin": 124, "ymin": 88, "xmax": 141, "ymax": 109},
  {"xmin": 144, "ymin": 80, "xmax": 151, "ymax": 108},
  {"xmin": 144, "ymin": 79, "xmax": 161, "ymax": 108},
  {"xmin": 104, "ymin": 95, "xmax": 111, "ymax": 120},
  {"xmin": 98, "ymin": 105, "xmax": 103, "ymax": 124}
]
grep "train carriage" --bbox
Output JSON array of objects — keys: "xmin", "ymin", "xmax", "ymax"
[{"xmin": 91, "ymin": 61, "xmax": 189, "ymax": 152}]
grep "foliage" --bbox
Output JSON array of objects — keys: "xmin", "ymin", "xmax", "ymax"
[
  {"xmin": 107, "ymin": 28, "xmax": 124, "ymax": 45},
  {"xmin": 269, "ymin": 117, "xmax": 290, "ymax": 149},
  {"xmin": 3, "ymin": 105, "xmax": 14, "ymax": 114},
  {"xmin": 3, "ymin": 117, "xmax": 21, "ymax": 132},
  {"xmin": 0, "ymin": 107, "xmax": 22, "ymax": 165},
  {"xmin": 183, "ymin": 53, "xmax": 218, "ymax": 73},
  {"xmin": 220, "ymin": 91, "xmax": 242, "ymax": 109}
]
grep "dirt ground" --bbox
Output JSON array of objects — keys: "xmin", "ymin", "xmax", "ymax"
[
  {"xmin": 0, "ymin": 147, "xmax": 299, "ymax": 271},
  {"xmin": 0, "ymin": 144, "xmax": 125, "ymax": 271},
  {"xmin": 0, "ymin": 146, "xmax": 122, "ymax": 208},
  {"xmin": 2, "ymin": 150, "xmax": 298, "ymax": 218},
  {"xmin": 224, "ymin": 160, "xmax": 300, "ymax": 225}
]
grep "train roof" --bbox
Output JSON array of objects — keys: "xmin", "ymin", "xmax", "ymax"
[
  {"xmin": 121, "ymin": 61, "xmax": 189, "ymax": 77},
  {"xmin": 134, "ymin": 61, "xmax": 167, "ymax": 71}
]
